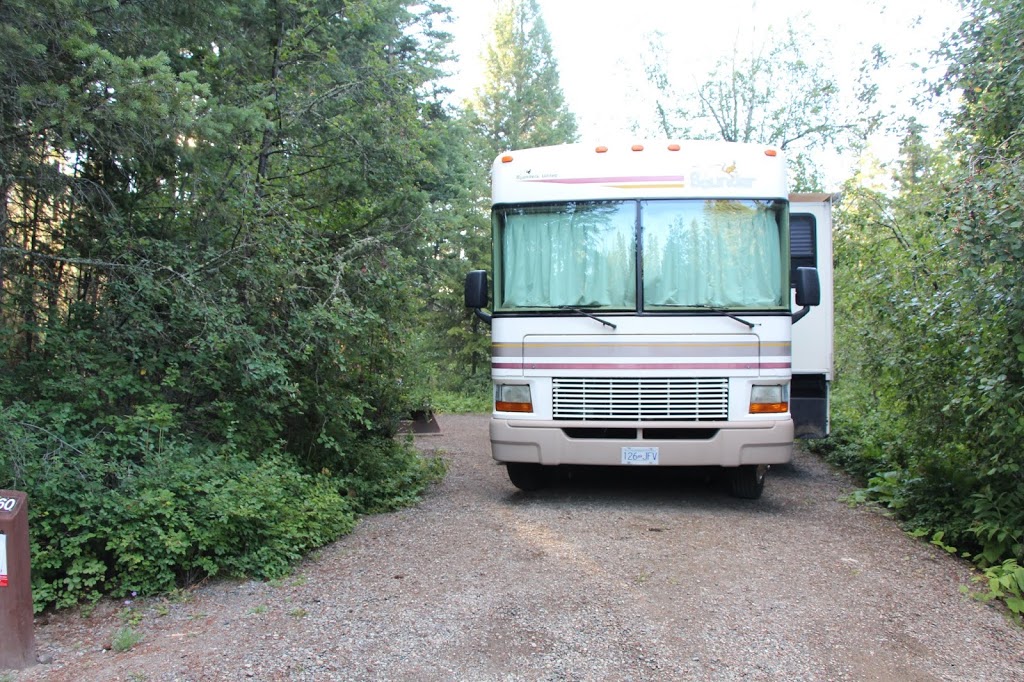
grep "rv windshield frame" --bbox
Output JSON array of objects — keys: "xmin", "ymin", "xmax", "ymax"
[{"xmin": 492, "ymin": 198, "xmax": 789, "ymax": 313}]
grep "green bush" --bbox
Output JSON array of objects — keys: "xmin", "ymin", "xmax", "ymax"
[
  {"xmin": 431, "ymin": 383, "xmax": 492, "ymax": 414},
  {"xmin": 0, "ymin": 0, "xmax": 465, "ymax": 613},
  {"xmin": 823, "ymin": 3, "xmax": 1024, "ymax": 610},
  {"xmin": 1, "ymin": 402, "xmax": 442, "ymax": 611}
]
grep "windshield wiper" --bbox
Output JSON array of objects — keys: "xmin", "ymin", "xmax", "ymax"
[
  {"xmin": 688, "ymin": 305, "xmax": 756, "ymax": 330},
  {"xmin": 558, "ymin": 306, "xmax": 617, "ymax": 329}
]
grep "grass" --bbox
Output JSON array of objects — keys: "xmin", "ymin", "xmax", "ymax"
[
  {"xmin": 112, "ymin": 626, "xmax": 144, "ymax": 652},
  {"xmin": 430, "ymin": 387, "xmax": 491, "ymax": 414}
]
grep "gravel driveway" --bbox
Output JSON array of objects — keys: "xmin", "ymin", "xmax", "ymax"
[{"xmin": 12, "ymin": 413, "xmax": 1024, "ymax": 681}]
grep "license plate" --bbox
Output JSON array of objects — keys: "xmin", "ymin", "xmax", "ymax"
[{"xmin": 622, "ymin": 446, "xmax": 659, "ymax": 465}]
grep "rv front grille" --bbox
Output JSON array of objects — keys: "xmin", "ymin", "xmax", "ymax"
[{"xmin": 552, "ymin": 377, "xmax": 729, "ymax": 421}]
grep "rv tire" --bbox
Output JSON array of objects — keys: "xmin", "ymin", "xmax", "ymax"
[
  {"xmin": 730, "ymin": 464, "xmax": 767, "ymax": 499},
  {"xmin": 507, "ymin": 463, "xmax": 547, "ymax": 491}
]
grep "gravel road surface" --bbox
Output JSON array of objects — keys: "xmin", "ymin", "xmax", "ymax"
[{"xmin": 11, "ymin": 413, "xmax": 1024, "ymax": 681}]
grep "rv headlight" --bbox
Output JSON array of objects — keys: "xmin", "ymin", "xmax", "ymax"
[
  {"xmin": 495, "ymin": 384, "xmax": 533, "ymax": 413},
  {"xmin": 749, "ymin": 384, "xmax": 788, "ymax": 414}
]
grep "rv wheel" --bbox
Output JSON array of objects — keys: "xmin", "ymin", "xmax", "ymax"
[
  {"xmin": 730, "ymin": 464, "xmax": 767, "ymax": 499},
  {"xmin": 506, "ymin": 463, "xmax": 547, "ymax": 491}
]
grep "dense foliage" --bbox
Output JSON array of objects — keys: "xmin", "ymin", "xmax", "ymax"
[
  {"xmin": 817, "ymin": 0, "xmax": 1024, "ymax": 615},
  {"xmin": 0, "ymin": 0, "xmax": 463, "ymax": 609},
  {"xmin": 5, "ymin": 0, "xmax": 1024, "ymax": 618}
]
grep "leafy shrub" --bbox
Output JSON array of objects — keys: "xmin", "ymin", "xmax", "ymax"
[
  {"xmin": 969, "ymin": 486, "xmax": 1024, "ymax": 567},
  {"xmin": 968, "ymin": 559, "xmax": 1024, "ymax": 620},
  {"xmin": 431, "ymin": 385, "xmax": 492, "ymax": 414},
  {"xmin": 824, "ymin": 7, "xmax": 1024, "ymax": 612},
  {"xmin": 1, "ymin": 399, "xmax": 441, "ymax": 611}
]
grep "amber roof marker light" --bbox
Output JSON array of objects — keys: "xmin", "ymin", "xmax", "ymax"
[{"xmin": 501, "ymin": 154, "xmax": 514, "ymax": 163}]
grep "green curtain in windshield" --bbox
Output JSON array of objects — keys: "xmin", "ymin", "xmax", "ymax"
[
  {"xmin": 499, "ymin": 203, "xmax": 636, "ymax": 309},
  {"xmin": 642, "ymin": 200, "xmax": 784, "ymax": 308}
]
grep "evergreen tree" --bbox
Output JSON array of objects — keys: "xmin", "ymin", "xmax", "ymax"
[
  {"xmin": 470, "ymin": 0, "xmax": 578, "ymax": 154},
  {"xmin": 0, "ymin": 0, "xmax": 454, "ymax": 608}
]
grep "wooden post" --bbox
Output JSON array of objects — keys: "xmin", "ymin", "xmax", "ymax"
[{"xmin": 0, "ymin": 490, "xmax": 35, "ymax": 669}]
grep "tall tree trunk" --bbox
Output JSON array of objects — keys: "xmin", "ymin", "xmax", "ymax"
[{"xmin": 257, "ymin": 0, "xmax": 286, "ymax": 184}]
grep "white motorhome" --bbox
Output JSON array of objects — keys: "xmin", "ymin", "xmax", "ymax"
[{"xmin": 465, "ymin": 141, "xmax": 831, "ymax": 498}]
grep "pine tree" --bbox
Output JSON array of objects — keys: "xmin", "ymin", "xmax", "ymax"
[
  {"xmin": 470, "ymin": 0, "xmax": 578, "ymax": 154},
  {"xmin": 0, "ymin": 0, "xmax": 458, "ymax": 607}
]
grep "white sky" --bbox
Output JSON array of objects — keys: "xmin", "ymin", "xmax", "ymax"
[{"xmin": 439, "ymin": 0, "xmax": 965, "ymax": 187}]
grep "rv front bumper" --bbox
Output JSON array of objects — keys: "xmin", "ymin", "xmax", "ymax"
[{"xmin": 489, "ymin": 418, "xmax": 793, "ymax": 467}]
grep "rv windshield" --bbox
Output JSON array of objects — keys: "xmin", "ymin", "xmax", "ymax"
[
  {"xmin": 493, "ymin": 199, "xmax": 787, "ymax": 312},
  {"xmin": 495, "ymin": 201, "xmax": 637, "ymax": 310},
  {"xmin": 642, "ymin": 199, "xmax": 786, "ymax": 310}
]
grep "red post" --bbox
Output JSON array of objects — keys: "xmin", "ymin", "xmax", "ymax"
[{"xmin": 0, "ymin": 490, "xmax": 35, "ymax": 669}]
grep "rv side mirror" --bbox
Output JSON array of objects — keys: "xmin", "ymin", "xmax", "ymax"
[
  {"xmin": 794, "ymin": 267, "xmax": 820, "ymax": 307},
  {"xmin": 464, "ymin": 270, "xmax": 492, "ymax": 324},
  {"xmin": 464, "ymin": 270, "xmax": 489, "ymax": 308},
  {"xmin": 792, "ymin": 267, "xmax": 820, "ymax": 323}
]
